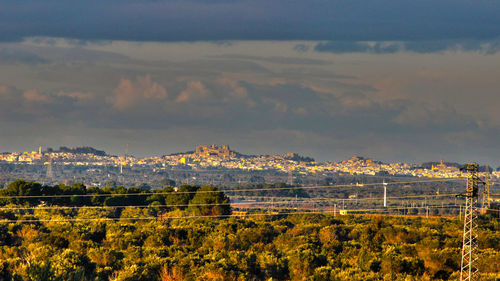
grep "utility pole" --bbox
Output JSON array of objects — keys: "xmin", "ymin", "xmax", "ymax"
[
  {"xmin": 121, "ymin": 144, "xmax": 129, "ymax": 175},
  {"xmin": 383, "ymin": 180, "xmax": 388, "ymax": 208},
  {"xmin": 459, "ymin": 163, "xmax": 483, "ymax": 281}
]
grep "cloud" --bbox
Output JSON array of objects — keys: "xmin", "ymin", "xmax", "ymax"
[
  {"xmin": 268, "ymin": 79, "xmax": 287, "ymax": 86},
  {"xmin": 0, "ymin": 48, "xmax": 48, "ymax": 64},
  {"xmin": 0, "ymin": 77, "xmax": 497, "ymax": 165},
  {"xmin": 63, "ymin": 38, "xmax": 113, "ymax": 47},
  {"xmin": 57, "ymin": 91, "xmax": 93, "ymax": 100},
  {"xmin": 217, "ymin": 77, "xmax": 247, "ymax": 99},
  {"xmin": 306, "ymin": 84, "xmax": 334, "ymax": 94},
  {"xmin": 13, "ymin": 39, "xmax": 129, "ymax": 63},
  {"xmin": 0, "ymin": 40, "xmax": 498, "ymax": 165},
  {"xmin": 338, "ymin": 92, "xmax": 373, "ymax": 109},
  {"xmin": 0, "ymin": 86, "xmax": 100, "ymax": 123},
  {"xmin": 315, "ymin": 42, "xmax": 400, "ymax": 54},
  {"xmin": 176, "ymin": 81, "xmax": 208, "ymax": 103},
  {"xmin": 391, "ymin": 102, "xmax": 474, "ymax": 130},
  {"xmin": 293, "ymin": 44, "xmax": 310, "ymax": 53},
  {"xmin": 112, "ymin": 75, "xmax": 168, "ymax": 110},
  {"xmin": 209, "ymin": 54, "xmax": 332, "ymax": 65},
  {"xmin": 23, "ymin": 89, "xmax": 52, "ymax": 103},
  {"xmin": 314, "ymin": 39, "xmax": 500, "ymax": 54},
  {"xmin": 0, "ymin": 1, "xmax": 500, "ymax": 42}
]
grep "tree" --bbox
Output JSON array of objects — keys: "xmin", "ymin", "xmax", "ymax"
[
  {"xmin": 0, "ymin": 180, "xmax": 43, "ymax": 205},
  {"xmin": 160, "ymin": 178, "xmax": 176, "ymax": 187},
  {"xmin": 188, "ymin": 186, "xmax": 231, "ymax": 216},
  {"xmin": 0, "ymin": 225, "xmax": 12, "ymax": 246},
  {"xmin": 138, "ymin": 183, "xmax": 152, "ymax": 191}
]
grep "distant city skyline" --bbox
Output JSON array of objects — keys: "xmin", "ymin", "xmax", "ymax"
[
  {"xmin": 2, "ymin": 144, "xmax": 499, "ymax": 168},
  {"xmin": 2, "ymin": 144, "xmax": 485, "ymax": 186}
]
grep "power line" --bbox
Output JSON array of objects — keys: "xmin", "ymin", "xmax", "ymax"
[
  {"xmin": 2, "ymin": 203, "xmax": 490, "ymax": 224},
  {"xmin": 0, "ymin": 192, "xmax": 459, "ymax": 211},
  {"xmin": 0, "ymin": 178, "xmax": 470, "ymax": 225},
  {"xmin": 0, "ymin": 178, "xmax": 464, "ymax": 200},
  {"xmin": 5, "ymin": 206, "xmax": 497, "ymax": 225},
  {"xmin": 2, "ymin": 210, "xmax": 336, "ymax": 223},
  {"xmin": 0, "ymin": 192, "xmax": 462, "ymax": 212},
  {"xmin": 235, "ymin": 193, "xmax": 459, "ymax": 202},
  {"xmin": 0, "ymin": 204, "xmax": 465, "ymax": 224}
]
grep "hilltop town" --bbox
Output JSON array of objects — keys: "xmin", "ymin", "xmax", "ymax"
[{"xmin": 1, "ymin": 145, "xmax": 497, "ymax": 187}]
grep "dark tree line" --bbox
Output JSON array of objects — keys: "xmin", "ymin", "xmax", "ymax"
[{"xmin": 0, "ymin": 180, "xmax": 231, "ymax": 216}]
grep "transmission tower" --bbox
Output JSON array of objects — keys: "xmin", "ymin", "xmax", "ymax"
[
  {"xmin": 46, "ymin": 160, "xmax": 54, "ymax": 179},
  {"xmin": 459, "ymin": 163, "xmax": 482, "ymax": 281}
]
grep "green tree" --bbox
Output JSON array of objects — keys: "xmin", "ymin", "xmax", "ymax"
[
  {"xmin": 188, "ymin": 186, "xmax": 231, "ymax": 217},
  {"xmin": 0, "ymin": 180, "xmax": 43, "ymax": 205}
]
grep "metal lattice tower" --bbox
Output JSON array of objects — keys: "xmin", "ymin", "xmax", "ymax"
[
  {"xmin": 459, "ymin": 163, "xmax": 481, "ymax": 281},
  {"xmin": 46, "ymin": 160, "xmax": 54, "ymax": 179}
]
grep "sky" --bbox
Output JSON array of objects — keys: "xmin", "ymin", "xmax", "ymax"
[{"xmin": 0, "ymin": 0, "xmax": 499, "ymax": 166}]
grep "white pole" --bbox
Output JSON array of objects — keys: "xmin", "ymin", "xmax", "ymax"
[{"xmin": 383, "ymin": 180, "xmax": 388, "ymax": 208}]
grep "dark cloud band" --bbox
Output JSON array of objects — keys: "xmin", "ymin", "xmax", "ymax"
[
  {"xmin": 1, "ymin": 0, "xmax": 500, "ymax": 42},
  {"xmin": 314, "ymin": 40, "xmax": 500, "ymax": 54}
]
